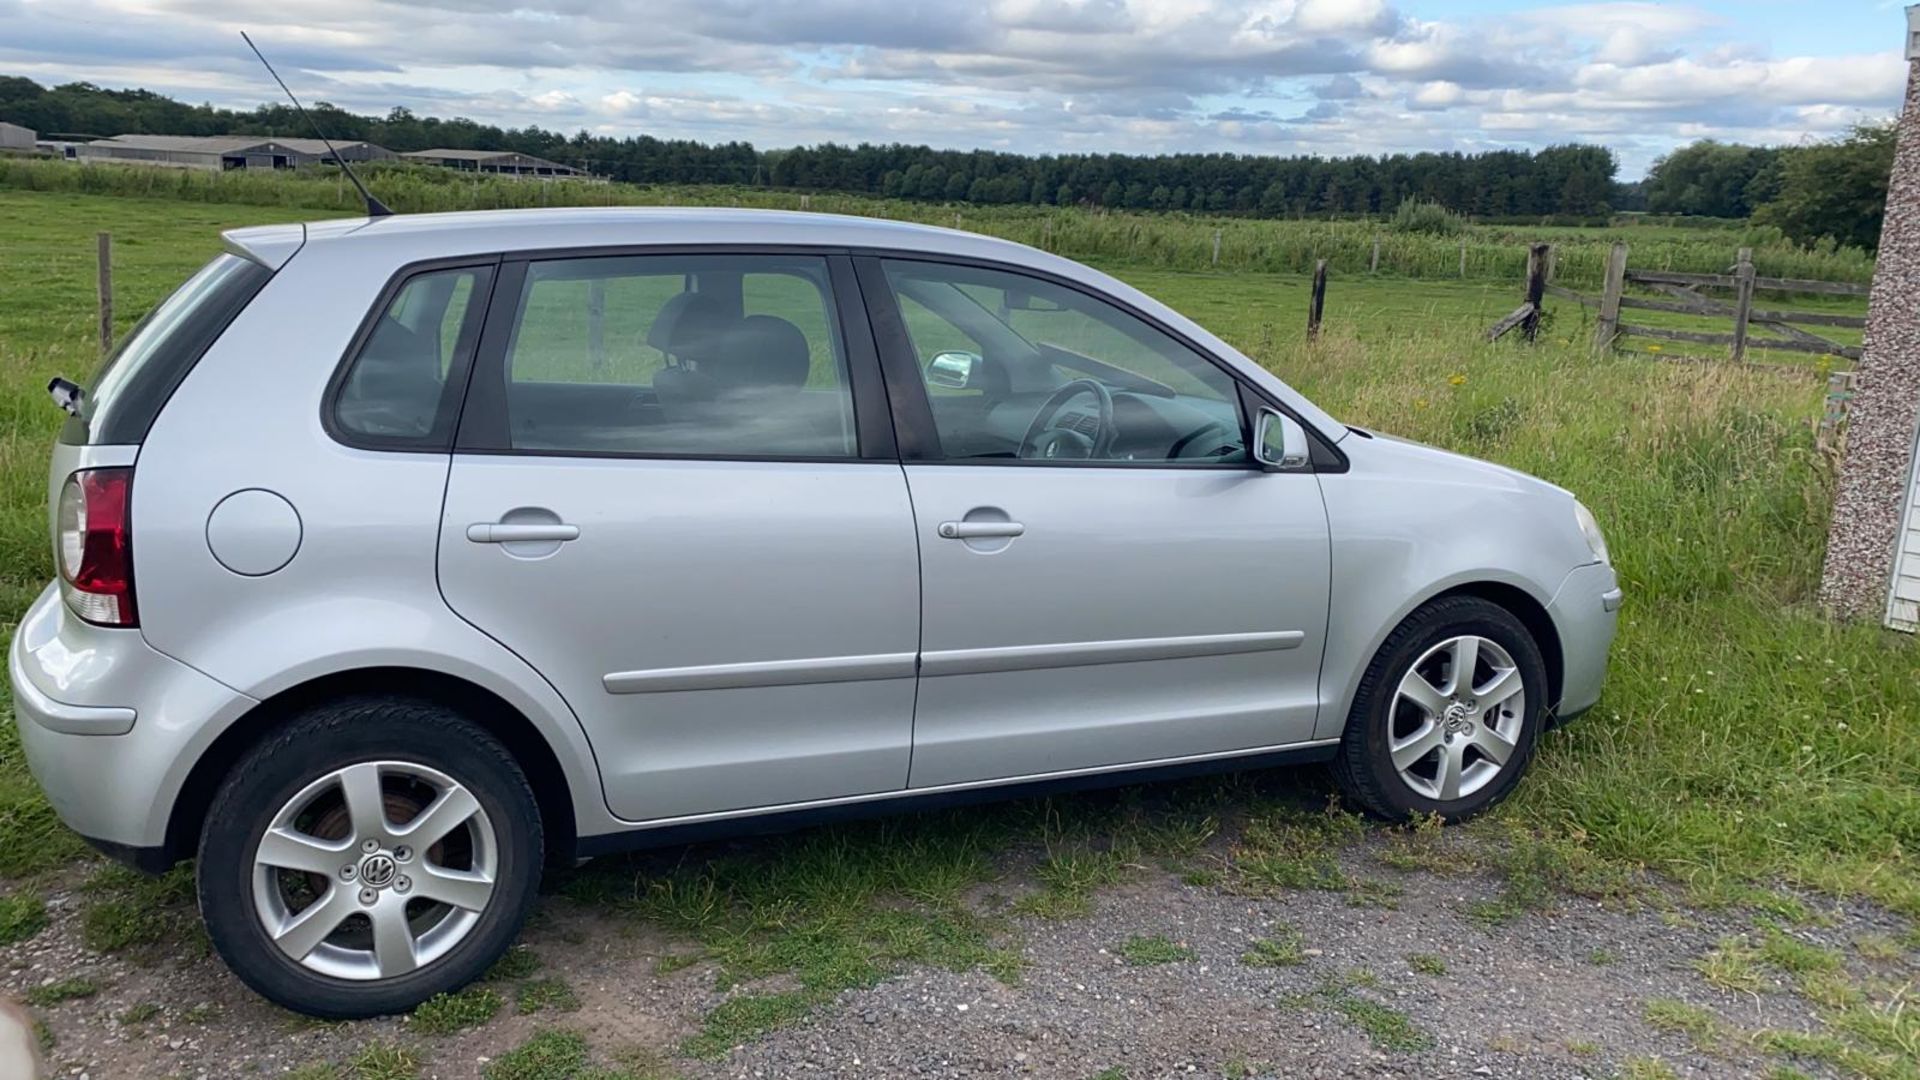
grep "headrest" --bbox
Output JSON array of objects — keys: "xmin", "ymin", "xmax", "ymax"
[
  {"xmin": 645, "ymin": 292, "xmax": 734, "ymax": 363},
  {"xmin": 713, "ymin": 315, "xmax": 810, "ymax": 390},
  {"xmin": 361, "ymin": 314, "xmax": 439, "ymax": 370}
]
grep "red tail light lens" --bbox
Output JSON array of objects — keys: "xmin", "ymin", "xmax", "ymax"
[{"xmin": 56, "ymin": 468, "xmax": 137, "ymax": 627}]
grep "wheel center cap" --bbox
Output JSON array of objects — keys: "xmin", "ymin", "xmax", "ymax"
[
  {"xmin": 359, "ymin": 853, "xmax": 398, "ymax": 889},
  {"xmin": 1442, "ymin": 703, "xmax": 1474, "ymax": 737}
]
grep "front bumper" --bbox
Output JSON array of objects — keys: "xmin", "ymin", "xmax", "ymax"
[
  {"xmin": 11, "ymin": 582, "xmax": 256, "ymax": 859},
  {"xmin": 1545, "ymin": 561, "xmax": 1620, "ymax": 719}
]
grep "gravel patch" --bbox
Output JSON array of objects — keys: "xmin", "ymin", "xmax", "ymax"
[{"xmin": 4, "ymin": 834, "xmax": 1908, "ymax": 1079}]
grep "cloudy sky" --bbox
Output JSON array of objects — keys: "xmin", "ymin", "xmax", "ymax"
[{"xmin": 0, "ymin": 0, "xmax": 1904, "ymax": 177}]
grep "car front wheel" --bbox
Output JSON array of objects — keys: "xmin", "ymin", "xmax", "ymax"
[
  {"xmin": 197, "ymin": 698, "xmax": 543, "ymax": 1018},
  {"xmin": 1333, "ymin": 595, "xmax": 1548, "ymax": 823}
]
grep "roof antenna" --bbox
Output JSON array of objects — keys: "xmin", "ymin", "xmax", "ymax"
[{"xmin": 241, "ymin": 31, "xmax": 393, "ymax": 217}]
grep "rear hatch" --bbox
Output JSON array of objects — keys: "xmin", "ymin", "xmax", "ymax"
[{"xmin": 47, "ymin": 249, "xmax": 275, "ymax": 626}]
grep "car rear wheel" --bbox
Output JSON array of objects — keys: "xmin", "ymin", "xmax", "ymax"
[
  {"xmin": 1333, "ymin": 595, "xmax": 1548, "ymax": 823},
  {"xmin": 197, "ymin": 698, "xmax": 542, "ymax": 1018}
]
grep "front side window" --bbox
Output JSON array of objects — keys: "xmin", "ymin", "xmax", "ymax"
[
  {"xmin": 881, "ymin": 260, "xmax": 1248, "ymax": 464},
  {"xmin": 334, "ymin": 265, "xmax": 490, "ymax": 445},
  {"xmin": 497, "ymin": 255, "xmax": 856, "ymax": 458}
]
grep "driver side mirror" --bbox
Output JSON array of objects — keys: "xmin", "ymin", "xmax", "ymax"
[
  {"xmin": 925, "ymin": 350, "xmax": 982, "ymax": 390},
  {"xmin": 1255, "ymin": 408, "xmax": 1311, "ymax": 471}
]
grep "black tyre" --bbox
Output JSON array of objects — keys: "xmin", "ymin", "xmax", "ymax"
[
  {"xmin": 197, "ymin": 697, "xmax": 543, "ymax": 1018},
  {"xmin": 1333, "ymin": 596, "xmax": 1548, "ymax": 823}
]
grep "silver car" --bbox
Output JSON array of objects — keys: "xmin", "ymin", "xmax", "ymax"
[{"xmin": 13, "ymin": 208, "xmax": 1619, "ymax": 1016}]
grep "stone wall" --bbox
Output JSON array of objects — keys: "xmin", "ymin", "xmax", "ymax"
[{"xmin": 1818, "ymin": 56, "xmax": 1920, "ymax": 621}]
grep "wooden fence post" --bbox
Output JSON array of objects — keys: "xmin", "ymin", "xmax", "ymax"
[
  {"xmin": 586, "ymin": 279, "xmax": 607, "ymax": 371},
  {"xmin": 1043, "ymin": 218, "xmax": 1054, "ymax": 251},
  {"xmin": 1729, "ymin": 246, "xmax": 1755, "ymax": 362},
  {"xmin": 1521, "ymin": 242, "xmax": 1548, "ymax": 341},
  {"xmin": 1594, "ymin": 241, "xmax": 1628, "ymax": 350},
  {"xmin": 1545, "ymin": 245, "xmax": 1557, "ymax": 283},
  {"xmin": 1307, "ymin": 260, "xmax": 1327, "ymax": 341},
  {"xmin": 1369, "ymin": 235, "xmax": 1380, "ymax": 274},
  {"xmin": 1211, "ymin": 229, "xmax": 1221, "ymax": 267},
  {"xmin": 1459, "ymin": 240, "xmax": 1467, "ymax": 279},
  {"xmin": 96, "ymin": 231, "xmax": 113, "ymax": 353}
]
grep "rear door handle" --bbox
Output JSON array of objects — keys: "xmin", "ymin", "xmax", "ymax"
[
  {"xmin": 938, "ymin": 521, "xmax": 1025, "ymax": 540},
  {"xmin": 467, "ymin": 523, "xmax": 580, "ymax": 544}
]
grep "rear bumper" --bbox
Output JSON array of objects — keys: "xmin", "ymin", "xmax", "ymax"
[
  {"xmin": 1546, "ymin": 562, "xmax": 1620, "ymax": 719},
  {"xmin": 11, "ymin": 583, "xmax": 256, "ymax": 857}
]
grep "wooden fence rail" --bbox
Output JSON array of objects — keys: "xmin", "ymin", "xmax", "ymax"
[{"xmin": 1504, "ymin": 241, "xmax": 1865, "ymax": 361}]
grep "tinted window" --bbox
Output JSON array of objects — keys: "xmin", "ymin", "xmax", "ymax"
[
  {"xmin": 881, "ymin": 260, "xmax": 1248, "ymax": 464},
  {"xmin": 497, "ymin": 255, "xmax": 856, "ymax": 458},
  {"xmin": 73, "ymin": 253, "xmax": 272, "ymax": 445},
  {"xmin": 334, "ymin": 266, "xmax": 491, "ymax": 445}
]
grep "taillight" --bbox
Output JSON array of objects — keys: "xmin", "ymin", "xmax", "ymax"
[{"xmin": 57, "ymin": 467, "xmax": 137, "ymax": 627}]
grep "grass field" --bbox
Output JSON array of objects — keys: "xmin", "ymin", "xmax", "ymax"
[
  {"xmin": 0, "ymin": 191, "xmax": 1915, "ymax": 1075},
  {"xmin": 0, "ymin": 156, "xmax": 1879, "ymax": 289}
]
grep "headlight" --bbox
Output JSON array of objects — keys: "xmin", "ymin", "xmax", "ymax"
[{"xmin": 1573, "ymin": 500, "xmax": 1609, "ymax": 565}]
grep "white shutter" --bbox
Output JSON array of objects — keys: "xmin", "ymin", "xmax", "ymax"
[{"xmin": 1889, "ymin": 450, "xmax": 1920, "ymax": 632}]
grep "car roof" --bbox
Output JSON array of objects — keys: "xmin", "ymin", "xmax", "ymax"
[
  {"xmin": 221, "ymin": 206, "xmax": 1347, "ymax": 442},
  {"xmin": 222, "ymin": 206, "xmax": 1060, "ymax": 273}
]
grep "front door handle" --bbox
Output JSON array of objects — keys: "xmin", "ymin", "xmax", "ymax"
[
  {"xmin": 467, "ymin": 522, "xmax": 580, "ymax": 544},
  {"xmin": 938, "ymin": 521, "xmax": 1025, "ymax": 540}
]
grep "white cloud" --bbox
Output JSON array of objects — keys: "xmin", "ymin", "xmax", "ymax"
[{"xmin": 0, "ymin": 0, "xmax": 1901, "ymax": 177}]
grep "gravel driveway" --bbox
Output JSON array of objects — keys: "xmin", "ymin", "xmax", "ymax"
[{"xmin": 4, "ymin": 788, "xmax": 1914, "ymax": 1080}]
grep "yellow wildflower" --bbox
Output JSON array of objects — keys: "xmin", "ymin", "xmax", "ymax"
[
  {"xmin": 1447, "ymin": 372, "xmax": 1467, "ymax": 387},
  {"xmin": 1646, "ymin": 344, "xmax": 1663, "ymax": 353},
  {"xmin": 1415, "ymin": 398, "xmax": 1430, "ymax": 409}
]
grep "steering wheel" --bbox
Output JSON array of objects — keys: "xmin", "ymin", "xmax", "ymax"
[
  {"xmin": 1020, "ymin": 379, "xmax": 1116, "ymax": 460},
  {"xmin": 1166, "ymin": 420, "xmax": 1236, "ymax": 460}
]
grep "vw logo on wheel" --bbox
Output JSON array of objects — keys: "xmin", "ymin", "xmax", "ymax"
[{"xmin": 358, "ymin": 853, "xmax": 398, "ymax": 889}]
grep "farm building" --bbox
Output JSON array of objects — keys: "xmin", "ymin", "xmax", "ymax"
[
  {"xmin": 0, "ymin": 121, "xmax": 34, "ymax": 151},
  {"xmin": 1820, "ymin": 5, "xmax": 1920, "ymax": 631},
  {"xmin": 400, "ymin": 148, "xmax": 590, "ymax": 179},
  {"xmin": 73, "ymin": 134, "xmax": 394, "ymax": 171}
]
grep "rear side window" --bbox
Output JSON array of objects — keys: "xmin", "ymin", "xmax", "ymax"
[
  {"xmin": 69, "ymin": 253, "xmax": 272, "ymax": 445},
  {"xmin": 332, "ymin": 265, "xmax": 493, "ymax": 448},
  {"xmin": 483, "ymin": 254, "xmax": 857, "ymax": 458}
]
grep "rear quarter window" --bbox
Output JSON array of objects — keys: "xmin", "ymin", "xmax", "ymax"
[
  {"xmin": 329, "ymin": 264, "xmax": 495, "ymax": 450},
  {"xmin": 67, "ymin": 253, "xmax": 273, "ymax": 446}
]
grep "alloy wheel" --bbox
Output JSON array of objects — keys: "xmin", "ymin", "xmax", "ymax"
[
  {"xmin": 250, "ymin": 761, "xmax": 497, "ymax": 980},
  {"xmin": 1387, "ymin": 635, "xmax": 1526, "ymax": 802}
]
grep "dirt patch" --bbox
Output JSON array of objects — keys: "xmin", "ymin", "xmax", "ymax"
[{"xmin": 4, "ymin": 830, "xmax": 1912, "ymax": 1079}]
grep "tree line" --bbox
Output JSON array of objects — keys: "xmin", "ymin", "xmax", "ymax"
[
  {"xmin": 1639, "ymin": 126, "xmax": 1895, "ymax": 251},
  {"xmin": 1, "ymin": 75, "xmax": 1617, "ymax": 220}
]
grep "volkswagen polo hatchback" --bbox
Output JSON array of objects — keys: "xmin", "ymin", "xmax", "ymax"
[{"xmin": 14, "ymin": 208, "xmax": 1619, "ymax": 1016}]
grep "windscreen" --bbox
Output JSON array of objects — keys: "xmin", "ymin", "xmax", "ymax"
[{"xmin": 64, "ymin": 252, "xmax": 273, "ymax": 445}]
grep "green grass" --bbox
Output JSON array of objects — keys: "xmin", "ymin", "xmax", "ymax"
[
  {"xmin": 1115, "ymin": 934, "xmax": 1193, "ymax": 966},
  {"xmin": 0, "ymin": 890, "xmax": 46, "ymax": 944},
  {"xmin": 77, "ymin": 864, "xmax": 200, "ymax": 955},
  {"xmin": 408, "ymin": 986, "xmax": 503, "ymax": 1035},
  {"xmin": 517, "ymin": 976, "xmax": 581, "ymax": 1014},
  {"xmin": 0, "ymin": 187, "xmax": 1915, "ymax": 1064},
  {"xmin": 1407, "ymin": 953, "xmax": 1447, "ymax": 976},
  {"xmin": 0, "ymin": 157, "xmax": 1878, "ymax": 289},
  {"xmin": 484, "ymin": 1029, "xmax": 590, "ymax": 1080},
  {"xmin": 24, "ymin": 976, "xmax": 98, "ymax": 1006},
  {"xmin": 1284, "ymin": 978, "xmax": 1435, "ymax": 1053},
  {"xmin": 115, "ymin": 1002, "xmax": 161, "ymax": 1026},
  {"xmin": 1643, "ymin": 998, "xmax": 1725, "ymax": 1051},
  {"xmin": 1241, "ymin": 926, "xmax": 1307, "ymax": 968},
  {"xmin": 347, "ymin": 1041, "xmax": 421, "ymax": 1080},
  {"xmin": 483, "ymin": 944, "xmax": 542, "ymax": 982},
  {"xmin": 1620, "ymin": 1058, "xmax": 1681, "ymax": 1080}
]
